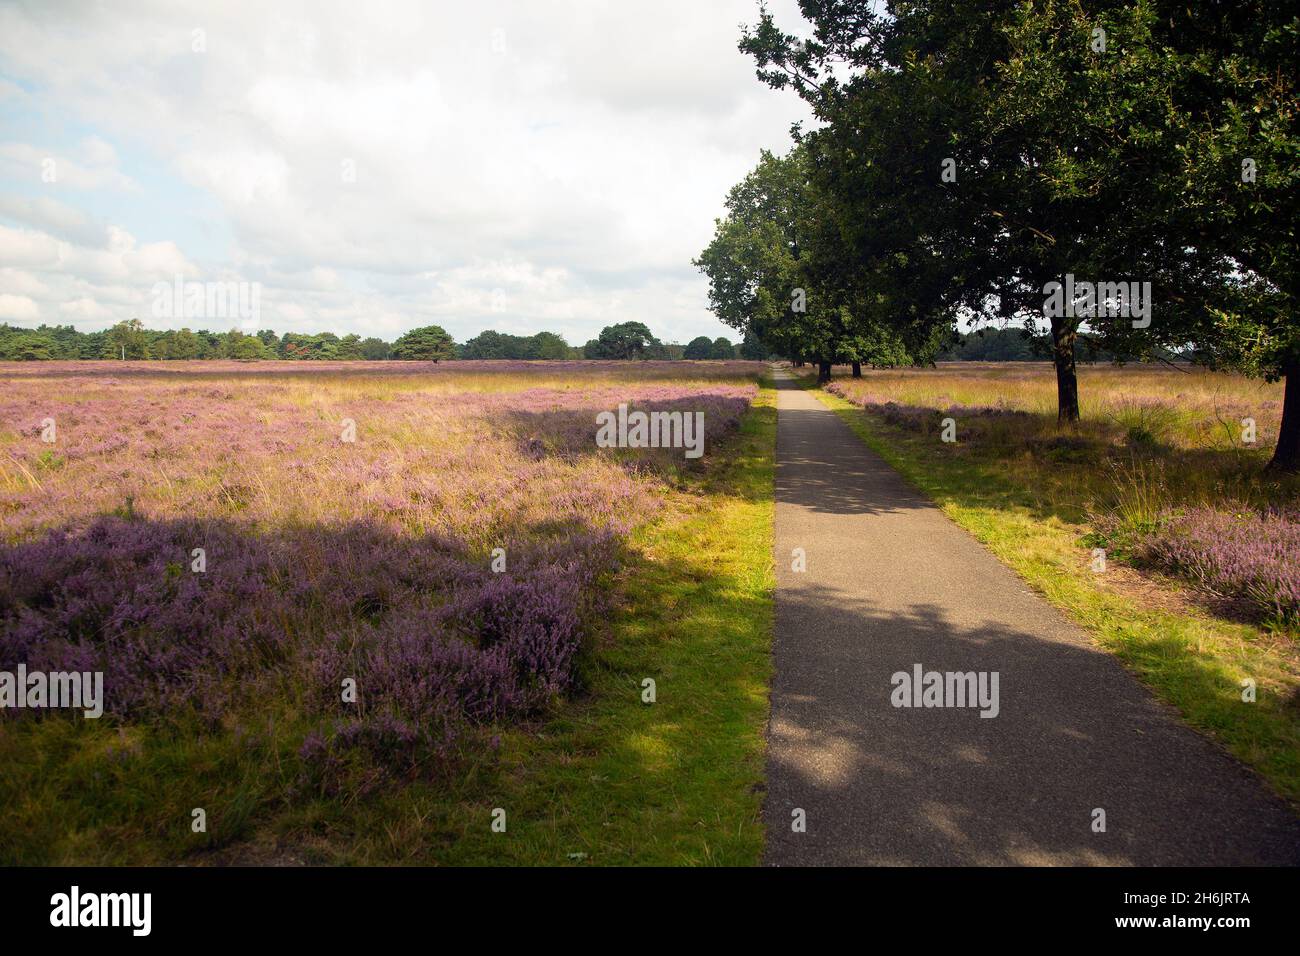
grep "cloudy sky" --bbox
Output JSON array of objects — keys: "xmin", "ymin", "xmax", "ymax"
[{"xmin": 0, "ymin": 0, "xmax": 813, "ymax": 346}]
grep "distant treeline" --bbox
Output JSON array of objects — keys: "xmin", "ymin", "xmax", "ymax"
[
  {"xmin": 0, "ymin": 321, "xmax": 394, "ymax": 361},
  {"xmin": 0, "ymin": 319, "xmax": 771, "ymax": 362},
  {"xmin": 935, "ymin": 327, "xmax": 1190, "ymax": 364},
  {"xmin": 935, "ymin": 328, "xmax": 1046, "ymax": 362}
]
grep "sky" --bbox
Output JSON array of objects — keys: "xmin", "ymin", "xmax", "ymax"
[{"xmin": 0, "ymin": 0, "xmax": 814, "ymax": 346}]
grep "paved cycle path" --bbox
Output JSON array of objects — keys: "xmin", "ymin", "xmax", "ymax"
[{"xmin": 764, "ymin": 371, "xmax": 1300, "ymax": 865}]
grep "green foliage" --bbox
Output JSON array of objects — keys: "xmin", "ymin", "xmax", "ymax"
[
  {"xmin": 683, "ymin": 335, "xmax": 715, "ymax": 360},
  {"xmin": 0, "ymin": 322, "xmax": 388, "ymax": 364},
  {"xmin": 152, "ymin": 328, "xmax": 203, "ymax": 359},
  {"xmin": 335, "ymin": 334, "xmax": 364, "ymax": 360},
  {"xmin": 459, "ymin": 329, "xmax": 571, "ymax": 360},
  {"xmin": 103, "ymin": 318, "xmax": 150, "ymax": 359},
  {"xmin": 738, "ymin": 0, "xmax": 1300, "ymax": 464},
  {"xmin": 358, "ymin": 337, "xmax": 391, "ymax": 360},
  {"xmin": 0, "ymin": 328, "xmax": 57, "ymax": 360},
  {"xmin": 390, "ymin": 325, "xmax": 457, "ymax": 362},
  {"xmin": 582, "ymin": 321, "xmax": 662, "ymax": 360},
  {"xmin": 936, "ymin": 328, "xmax": 1043, "ymax": 362},
  {"xmin": 694, "ymin": 147, "xmax": 922, "ymax": 375},
  {"xmin": 739, "ymin": 331, "xmax": 768, "ymax": 360},
  {"xmin": 530, "ymin": 331, "xmax": 570, "ymax": 360},
  {"xmin": 460, "ymin": 330, "xmax": 521, "ymax": 359},
  {"xmin": 222, "ymin": 330, "xmax": 269, "ymax": 360}
]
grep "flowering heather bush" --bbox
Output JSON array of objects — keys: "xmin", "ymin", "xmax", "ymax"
[
  {"xmin": 1135, "ymin": 508, "xmax": 1300, "ymax": 626},
  {"xmin": 0, "ymin": 516, "xmax": 617, "ymax": 723},
  {"xmin": 0, "ymin": 361, "xmax": 759, "ymax": 774},
  {"xmin": 0, "ymin": 358, "xmax": 764, "ymax": 388}
]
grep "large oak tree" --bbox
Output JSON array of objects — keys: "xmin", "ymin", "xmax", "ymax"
[{"xmin": 739, "ymin": 0, "xmax": 1299, "ymax": 468}]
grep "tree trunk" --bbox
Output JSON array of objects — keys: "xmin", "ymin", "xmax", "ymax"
[
  {"xmin": 1051, "ymin": 320, "xmax": 1080, "ymax": 423},
  {"xmin": 851, "ymin": 361, "xmax": 862, "ymax": 378},
  {"xmin": 1266, "ymin": 359, "xmax": 1300, "ymax": 473},
  {"xmin": 817, "ymin": 360, "xmax": 832, "ymax": 383}
]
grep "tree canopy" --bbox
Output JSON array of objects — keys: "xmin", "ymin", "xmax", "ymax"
[
  {"xmin": 720, "ymin": 0, "xmax": 1299, "ymax": 469},
  {"xmin": 459, "ymin": 329, "xmax": 571, "ymax": 360},
  {"xmin": 391, "ymin": 325, "xmax": 456, "ymax": 362},
  {"xmin": 582, "ymin": 321, "xmax": 665, "ymax": 360}
]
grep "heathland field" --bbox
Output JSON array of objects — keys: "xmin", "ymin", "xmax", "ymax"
[
  {"xmin": 0, "ymin": 360, "xmax": 775, "ymax": 864},
  {"xmin": 2, "ymin": 358, "xmax": 1297, "ymax": 865}
]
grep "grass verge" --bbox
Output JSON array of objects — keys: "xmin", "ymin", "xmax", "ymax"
[{"xmin": 807, "ymin": 379, "xmax": 1300, "ymax": 806}]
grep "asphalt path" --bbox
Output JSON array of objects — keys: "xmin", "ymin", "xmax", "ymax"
[{"xmin": 763, "ymin": 371, "xmax": 1300, "ymax": 865}]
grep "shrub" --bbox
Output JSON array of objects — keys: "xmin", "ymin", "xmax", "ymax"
[{"xmin": 1134, "ymin": 507, "xmax": 1300, "ymax": 626}]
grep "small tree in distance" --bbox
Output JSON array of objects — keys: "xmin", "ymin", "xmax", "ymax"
[
  {"xmin": 683, "ymin": 335, "xmax": 714, "ymax": 360},
  {"xmin": 392, "ymin": 325, "xmax": 456, "ymax": 362},
  {"xmin": 583, "ymin": 322, "xmax": 661, "ymax": 360}
]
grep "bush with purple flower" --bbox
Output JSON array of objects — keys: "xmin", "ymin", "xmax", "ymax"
[{"xmin": 1136, "ymin": 507, "xmax": 1300, "ymax": 626}]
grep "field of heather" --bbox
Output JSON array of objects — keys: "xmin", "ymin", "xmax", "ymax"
[
  {"xmin": 0, "ymin": 360, "xmax": 761, "ymax": 540},
  {"xmin": 0, "ymin": 360, "xmax": 768, "ymax": 863},
  {"xmin": 829, "ymin": 361, "xmax": 1285, "ymax": 457}
]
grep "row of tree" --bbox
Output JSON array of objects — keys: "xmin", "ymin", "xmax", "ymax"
[
  {"xmin": 0, "ymin": 321, "xmax": 397, "ymax": 362},
  {"xmin": 696, "ymin": 1, "xmax": 1297, "ymax": 470},
  {"xmin": 0, "ymin": 320, "xmax": 765, "ymax": 363}
]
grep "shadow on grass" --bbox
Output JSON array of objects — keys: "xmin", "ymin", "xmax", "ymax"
[
  {"xmin": 495, "ymin": 391, "xmax": 755, "ymax": 478},
  {"xmin": 0, "ymin": 510, "xmax": 622, "ymax": 862}
]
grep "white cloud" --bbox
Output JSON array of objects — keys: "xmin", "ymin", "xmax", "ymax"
[
  {"xmin": 58, "ymin": 297, "xmax": 117, "ymax": 322},
  {"xmin": 0, "ymin": 0, "xmax": 813, "ymax": 342},
  {"xmin": 0, "ymin": 141, "xmax": 136, "ymax": 191},
  {"xmin": 0, "ymin": 224, "xmax": 65, "ymax": 268},
  {"xmin": 0, "ymin": 195, "xmax": 107, "ymax": 246},
  {"xmin": 0, "ymin": 293, "xmax": 40, "ymax": 322}
]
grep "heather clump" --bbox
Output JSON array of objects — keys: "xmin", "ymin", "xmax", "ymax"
[
  {"xmin": 825, "ymin": 380, "xmax": 1034, "ymax": 442},
  {"xmin": 0, "ymin": 517, "xmax": 283, "ymax": 717},
  {"xmin": 1133, "ymin": 507, "xmax": 1300, "ymax": 627},
  {"xmin": 0, "ymin": 516, "xmax": 618, "ymax": 731}
]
